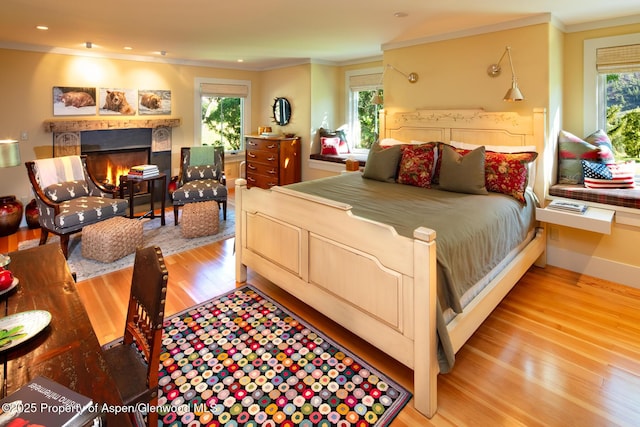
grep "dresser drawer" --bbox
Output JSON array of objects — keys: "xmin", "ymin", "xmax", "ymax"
[
  {"xmin": 246, "ymin": 138, "xmax": 279, "ymax": 152},
  {"xmin": 246, "ymin": 160, "xmax": 278, "ymax": 177},
  {"xmin": 246, "ymin": 149, "xmax": 278, "ymax": 164},
  {"xmin": 246, "ymin": 171, "xmax": 279, "ymax": 189}
]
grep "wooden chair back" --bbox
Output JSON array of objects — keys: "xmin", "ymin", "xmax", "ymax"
[
  {"xmin": 124, "ymin": 245, "xmax": 168, "ymax": 390},
  {"xmin": 103, "ymin": 245, "xmax": 167, "ymax": 426}
]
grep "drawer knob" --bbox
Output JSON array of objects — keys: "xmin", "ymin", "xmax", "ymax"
[{"xmin": 248, "ymin": 152, "xmax": 256, "ymax": 158}]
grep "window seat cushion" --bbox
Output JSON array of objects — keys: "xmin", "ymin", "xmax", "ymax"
[
  {"xmin": 549, "ymin": 183, "xmax": 640, "ymax": 209},
  {"xmin": 310, "ymin": 153, "xmax": 367, "ymax": 166}
]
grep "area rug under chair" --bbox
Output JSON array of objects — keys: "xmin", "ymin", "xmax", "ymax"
[
  {"xmin": 17, "ymin": 208, "xmax": 234, "ymax": 282},
  {"xmin": 157, "ymin": 286, "xmax": 411, "ymax": 426}
]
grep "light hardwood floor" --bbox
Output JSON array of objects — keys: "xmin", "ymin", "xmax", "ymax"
[{"xmin": 2, "ymin": 206, "xmax": 640, "ymax": 426}]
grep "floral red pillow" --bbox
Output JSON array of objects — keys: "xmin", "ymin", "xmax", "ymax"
[
  {"xmin": 397, "ymin": 143, "xmax": 437, "ymax": 188},
  {"xmin": 484, "ymin": 151, "xmax": 538, "ymax": 203}
]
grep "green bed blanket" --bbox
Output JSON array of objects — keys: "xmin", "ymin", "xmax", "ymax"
[{"xmin": 285, "ymin": 172, "xmax": 536, "ymax": 371}]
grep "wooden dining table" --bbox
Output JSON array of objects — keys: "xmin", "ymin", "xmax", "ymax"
[{"xmin": 1, "ymin": 243, "xmax": 131, "ymax": 426}]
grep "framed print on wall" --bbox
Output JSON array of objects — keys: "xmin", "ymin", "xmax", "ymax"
[
  {"xmin": 138, "ymin": 89, "xmax": 171, "ymax": 115},
  {"xmin": 99, "ymin": 88, "xmax": 137, "ymax": 115},
  {"xmin": 53, "ymin": 86, "xmax": 97, "ymax": 116}
]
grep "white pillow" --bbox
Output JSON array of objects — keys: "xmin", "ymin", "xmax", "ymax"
[
  {"xmin": 448, "ymin": 140, "xmax": 537, "ymax": 153},
  {"xmin": 379, "ymin": 138, "xmax": 407, "ymax": 146}
]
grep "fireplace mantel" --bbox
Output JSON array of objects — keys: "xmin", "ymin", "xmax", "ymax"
[{"xmin": 43, "ymin": 118, "xmax": 181, "ymax": 133}]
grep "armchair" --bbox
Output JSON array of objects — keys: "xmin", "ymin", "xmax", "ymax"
[
  {"xmin": 171, "ymin": 146, "xmax": 228, "ymax": 225},
  {"xmin": 25, "ymin": 155, "xmax": 129, "ymax": 259}
]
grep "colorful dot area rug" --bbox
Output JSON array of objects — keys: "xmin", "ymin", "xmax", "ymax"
[{"xmin": 157, "ymin": 286, "xmax": 411, "ymax": 426}]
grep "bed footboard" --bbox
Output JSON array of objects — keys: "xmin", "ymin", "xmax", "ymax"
[{"xmin": 235, "ymin": 178, "xmax": 440, "ymax": 417}]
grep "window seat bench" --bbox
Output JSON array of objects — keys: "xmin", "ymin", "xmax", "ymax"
[
  {"xmin": 549, "ymin": 184, "xmax": 640, "ymax": 210},
  {"xmin": 309, "ymin": 153, "xmax": 367, "ymax": 166}
]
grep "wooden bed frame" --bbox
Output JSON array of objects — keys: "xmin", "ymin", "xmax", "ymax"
[{"xmin": 235, "ymin": 108, "xmax": 547, "ymax": 418}]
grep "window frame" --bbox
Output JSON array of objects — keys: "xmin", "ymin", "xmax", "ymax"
[
  {"xmin": 194, "ymin": 77, "xmax": 251, "ymax": 157},
  {"xmin": 583, "ymin": 33, "xmax": 640, "ymax": 135},
  {"xmin": 345, "ymin": 67, "xmax": 383, "ymax": 153}
]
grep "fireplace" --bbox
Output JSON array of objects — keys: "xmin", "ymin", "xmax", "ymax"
[{"xmin": 78, "ymin": 128, "xmax": 171, "ymax": 202}]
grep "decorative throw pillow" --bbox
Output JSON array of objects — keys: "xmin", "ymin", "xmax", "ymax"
[
  {"xmin": 558, "ymin": 130, "xmax": 601, "ymax": 184},
  {"xmin": 438, "ymin": 145, "xmax": 488, "ymax": 195},
  {"xmin": 320, "ymin": 137, "xmax": 341, "ymax": 155},
  {"xmin": 584, "ymin": 129, "xmax": 616, "ymax": 163},
  {"xmin": 185, "ymin": 165, "xmax": 218, "ymax": 182},
  {"xmin": 484, "ymin": 151, "xmax": 538, "ymax": 203},
  {"xmin": 362, "ymin": 141, "xmax": 402, "ymax": 183},
  {"xmin": 396, "ymin": 143, "xmax": 437, "ymax": 188},
  {"xmin": 44, "ymin": 180, "xmax": 89, "ymax": 202},
  {"xmin": 582, "ymin": 160, "xmax": 636, "ymax": 189},
  {"xmin": 319, "ymin": 128, "xmax": 350, "ymax": 154}
]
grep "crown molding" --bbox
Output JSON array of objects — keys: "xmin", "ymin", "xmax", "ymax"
[{"xmin": 381, "ymin": 13, "xmax": 552, "ymax": 52}]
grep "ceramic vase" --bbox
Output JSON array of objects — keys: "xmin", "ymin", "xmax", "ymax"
[
  {"xmin": 25, "ymin": 198, "xmax": 40, "ymax": 229},
  {"xmin": 0, "ymin": 195, "xmax": 23, "ymax": 237}
]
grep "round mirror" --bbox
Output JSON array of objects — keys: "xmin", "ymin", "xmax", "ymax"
[{"xmin": 272, "ymin": 97, "xmax": 291, "ymax": 126}]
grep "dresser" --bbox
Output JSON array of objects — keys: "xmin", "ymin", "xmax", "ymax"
[{"xmin": 245, "ymin": 135, "xmax": 301, "ymax": 189}]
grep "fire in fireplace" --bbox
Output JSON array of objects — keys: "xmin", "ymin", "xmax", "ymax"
[{"xmin": 85, "ymin": 148, "xmax": 150, "ymax": 193}]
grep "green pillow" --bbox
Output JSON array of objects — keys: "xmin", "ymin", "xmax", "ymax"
[
  {"xmin": 362, "ymin": 142, "xmax": 402, "ymax": 183},
  {"xmin": 438, "ymin": 145, "xmax": 488, "ymax": 195}
]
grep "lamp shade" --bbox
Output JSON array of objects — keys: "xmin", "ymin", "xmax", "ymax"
[
  {"xmin": 504, "ymin": 81, "xmax": 524, "ymax": 102},
  {"xmin": 0, "ymin": 139, "xmax": 20, "ymax": 168}
]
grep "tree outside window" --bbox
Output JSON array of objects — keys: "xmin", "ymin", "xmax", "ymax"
[
  {"xmin": 604, "ymin": 72, "xmax": 640, "ymax": 159},
  {"xmin": 354, "ymin": 90, "xmax": 382, "ymax": 150},
  {"xmin": 201, "ymin": 96, "xmax": 243, "ymax": 152}
]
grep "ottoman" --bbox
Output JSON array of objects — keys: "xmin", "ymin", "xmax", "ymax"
[
  {"xmin": 82, "ymin": 216, "xmax": 143, "ymax": 262},
  {"xmin": 181, "ymin": 201, "xmax": 219, "ymax": 238}
]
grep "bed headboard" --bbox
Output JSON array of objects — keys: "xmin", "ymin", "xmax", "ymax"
[{"xmin": 380, "ymin": 108, "xmax": 548, "ymax": 201}]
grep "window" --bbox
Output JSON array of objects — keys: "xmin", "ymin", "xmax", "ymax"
[
  {"xmin": 194, "ymin": 78, "xmax": 251, "ymax": 154},
  {"xmin": 346, "ymin": 68, "xmax": 383, "ymax": 151},
  {"xmin": 583, "ymin": 33, "xmax": 640, "ymax": 158},
  {"xmin": 596, "ymin": 45, "xmax": 640, "ymax": 159}
]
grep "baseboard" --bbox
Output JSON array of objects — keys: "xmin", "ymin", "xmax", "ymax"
[{"xmin": 547, "ymin": 246, "xmax": 640, "ymax": 289}]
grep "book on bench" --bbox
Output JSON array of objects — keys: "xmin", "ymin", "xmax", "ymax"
[
  {"xmin": 547, "ymin": 199, "xmax": 588, "ymax": 214},
  {"xmin": 0, "ymin": 376, "xmax": 96, "ymax": 426}
]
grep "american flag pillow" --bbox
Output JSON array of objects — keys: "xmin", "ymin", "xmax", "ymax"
[{"xmin": 582, "ymin": 160, "xmax": 636, "ymax": 189}]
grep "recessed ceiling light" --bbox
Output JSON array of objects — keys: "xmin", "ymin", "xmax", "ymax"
[
  {"xmin": 237, "ymin": 59, "xmax": 244, "ymax": 63},
  {"xmin": 124, "ymin": 46, "xmax": 133, "ymax": 51},
  {"xmin": 36, "ymin": 25, "xmax": 48, "ymax": 31},
  {"xmin": 394, "ymin": 12, "xmax": 408, "ymax": 18}
]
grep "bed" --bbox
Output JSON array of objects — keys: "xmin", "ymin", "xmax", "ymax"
[{"xmin": 235, "ymin": 108, "xmax": 547, "ymax": 418}]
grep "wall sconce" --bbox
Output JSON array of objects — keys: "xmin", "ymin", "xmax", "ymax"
[
  {"xmin": 0, "ymin": 139, "xmax": 20, "ymax": 168},
  {"xmin": 370, "ymin": 64, "xmax": 418, "ymax": 106},
  {"xmin": 487, "ymin": 46, "xmax": 524, "ymax": 101},
  {"xmin": 386, "ymin": 64, "xmax": 418, "ymax": 83},
  {"xmin": 371, "ymin": 91, "xmax": 383, "ymax": 105}
]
